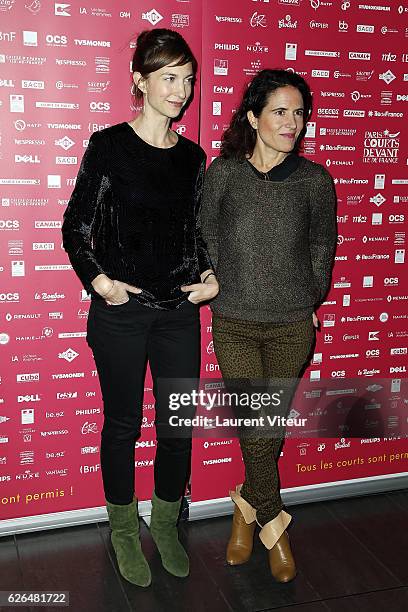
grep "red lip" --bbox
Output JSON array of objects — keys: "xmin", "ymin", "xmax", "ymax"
[{"xmin": 281, "ymin": 133, "xmax": 296, "ymax": 138}]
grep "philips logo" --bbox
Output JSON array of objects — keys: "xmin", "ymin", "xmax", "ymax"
[{"xmin": 214, "ymin": 43, "xmax": 240, "ymax": 51}]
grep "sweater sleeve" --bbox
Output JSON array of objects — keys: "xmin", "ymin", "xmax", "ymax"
[
  {"xmin": 309, "ymin": 166, "xmax": 338, "ymax": 306},
  {"xmin": 61, "ymin": 130, "xmax": 107, "ymax": 293},
  {"xmin": 194, "ymin": 152, "xmax": 214, "ymax": 274},
  {"xmin": 200, "ymin": 156, "xmax": 231, "ymax": 271}
]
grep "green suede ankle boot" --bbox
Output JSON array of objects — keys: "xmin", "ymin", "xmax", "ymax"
[
  {"xmin": 150, "ymin": 491, "xmax": 189, "ymax": 577},
  {"xmin": 106, "ymin": 499, "xmax": 151, "ymax": 587}
]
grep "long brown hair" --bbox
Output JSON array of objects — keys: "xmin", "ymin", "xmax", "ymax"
[{"xmin": 221, "ymin": 69, "xmax": 313, "ymax": 160}]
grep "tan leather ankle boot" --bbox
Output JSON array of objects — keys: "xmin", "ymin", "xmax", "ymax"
[
  {"xmin": 226, "ymin": 485, "xmax": 257, "ymax": 565},
  {"xmin": 259, "ymin": 510, "xmax": 296, "ymax": 582},
  {"xmin": 268, "ymin": 530, "xmax": 296, "ymax": 582}
]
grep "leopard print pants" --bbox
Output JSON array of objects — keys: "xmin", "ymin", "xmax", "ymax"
[{"xmin": 212, "ymin": 314, "xmax": 315, "ymax": 526}]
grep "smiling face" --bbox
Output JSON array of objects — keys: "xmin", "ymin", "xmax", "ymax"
[
  {"xmin": 248, "ymin": 85, "xmax": 305, "ymax": 155},
  {"xmin": 134, "ymin": 61, "xmax": 194, "ymax": 119}
]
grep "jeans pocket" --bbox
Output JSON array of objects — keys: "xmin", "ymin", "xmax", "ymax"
[
  {"xmin": 107, "ymin": 299, "xmax": 131, "ymax": 309},
  {"xmin": 102, "ymin": 292, "xmax": 132, "ymax": 309}
]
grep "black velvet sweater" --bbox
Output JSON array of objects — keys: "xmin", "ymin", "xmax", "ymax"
[{"xmin": 62, "ymin": 122, "xmax": 212, "ymax": 309}]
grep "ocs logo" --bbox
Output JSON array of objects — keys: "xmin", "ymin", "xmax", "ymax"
[
  {"xmin": 46, "ymin": 34, "xmax": 68, "ymax": 45},
  {"xmin": 384, "ymin": 277, "xmax": 398, "ymax": 285},
  {"xmin": 0, "ymin": 293, "xmax": 19, "ymax": 302},
  {"xmin": 366, "ymin": 349, "xmax": 379, "ymax": 357},
  {"xmin": 389, "ymin": 215, "xmax": 404, "ymax": 222},
  {"xmin": 0, "ymin": 219, "xmax": 19, "ymax": 229},
  {"xmin": 331, "ymin": 370, "xmax": 346, "ymax": 378},
  {"xmin": 89, "ymin": 101, "xmax": 110, "ymax": 112}
]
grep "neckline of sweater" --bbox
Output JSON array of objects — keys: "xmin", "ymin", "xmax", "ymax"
[{"xmin": 240, "ymin": 155, "xmax": 309, "ymax": 183}]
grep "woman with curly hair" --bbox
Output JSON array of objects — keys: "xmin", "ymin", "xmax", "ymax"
[{"xmin": 201, "ymin": 69, "xmax": 337, "ymax": 582}]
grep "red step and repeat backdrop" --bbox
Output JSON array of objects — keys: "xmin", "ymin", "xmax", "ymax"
[
  {"xmin": 0, "ymin": 0, "xmax": 407, "ymax": 522},
  {"xmin": 192, "ymin": 0, "xmax": 408, "ymax": 501},
  {"xmin": 0, "ymin": 0, "xmax": 202, "ymax": 521}
]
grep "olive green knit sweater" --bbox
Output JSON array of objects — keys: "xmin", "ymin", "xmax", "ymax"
[{"xmin": 200, "ymin": 155, "xmax": 337, "ymax": 323}]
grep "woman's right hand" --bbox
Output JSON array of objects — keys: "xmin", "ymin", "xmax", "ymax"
[{"xmin": 91, "ymin": 274, "xmax": 142, "ymax": 305}]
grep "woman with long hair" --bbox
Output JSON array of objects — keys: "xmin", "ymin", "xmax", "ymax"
[
  {"xmin": 201, "ymin": 69, "xmax": 337, "ymax": 582},
  {"xmin": 62, "ymin": 28, "xmax": 218, "ymax": 587}
]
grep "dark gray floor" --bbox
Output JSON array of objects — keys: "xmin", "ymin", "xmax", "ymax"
[{"xmin": 1, "ymin": 489, "xmax": 408, "ymax": 611}]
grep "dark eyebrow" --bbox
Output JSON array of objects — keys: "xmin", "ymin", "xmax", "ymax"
[
  {"xmin": 162, "ymin": 72, "xmax": 194, "ymax": 78},
  {"xmin": 270, "ymin": 106, "xmax": 304, "ymax": 111}
]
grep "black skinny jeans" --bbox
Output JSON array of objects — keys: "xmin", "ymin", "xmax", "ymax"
[{"xmin": 87, "ymin": 296, "xmax": 200, "ymax": 505}]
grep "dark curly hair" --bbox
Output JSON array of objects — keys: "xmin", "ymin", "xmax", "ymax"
[
  {"xmin": 221, "ymin": 69, "xmax": 313, "ymax": 160},
  {"xmin": 131, "ymin": 28, "xmax": 197, "ymax": 99}
]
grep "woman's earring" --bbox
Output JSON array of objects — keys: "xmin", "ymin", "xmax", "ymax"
[{"xmin": 131, "ymin": 83, "xmax": 136, "ymax": 96}]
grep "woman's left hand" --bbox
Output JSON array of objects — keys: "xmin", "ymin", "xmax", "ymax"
[
  {"xmin": 312, "ymin": 311, "xmax": 319, "ymax": 328},
  {"xmin": 181, "ymin": 275, "xmax": 219, "ymax": 304}
]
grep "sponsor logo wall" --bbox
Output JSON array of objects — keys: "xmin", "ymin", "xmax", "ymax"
[
  {"xmin": 193, "ymin": 0, "xmax": 408, "ymax": 501},
  {"xmin": 0, "ymin": 0, "xmax": 407, "ymax": 522},
  {"xmin": 0, "ymin": 0, "xmax": 201, "ymax": 521}
]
